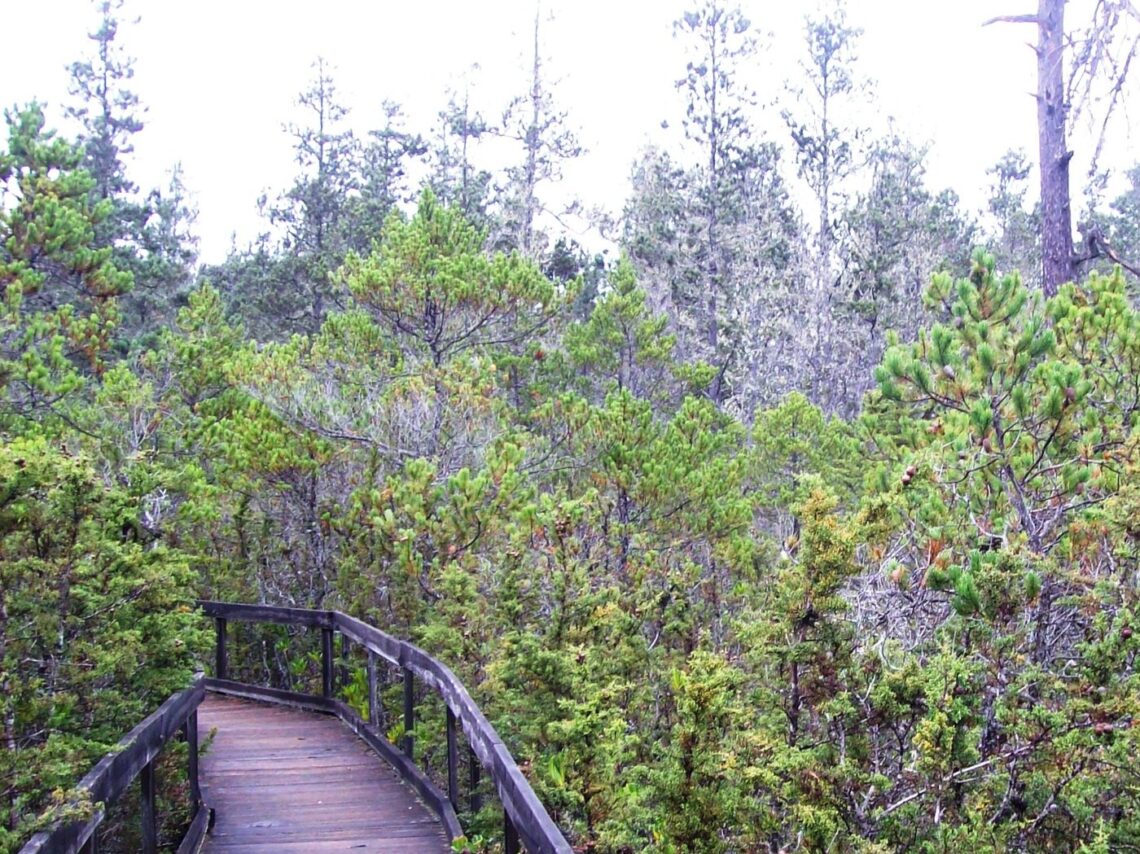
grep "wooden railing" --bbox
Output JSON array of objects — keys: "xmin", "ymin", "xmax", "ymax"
[
  {"xmin": 19, "ymin": 675, "xmax": 207, "ymax": 854},
  {"xmin": 199, "ymin": 600, "xmax": 572, "ymax": 854}
]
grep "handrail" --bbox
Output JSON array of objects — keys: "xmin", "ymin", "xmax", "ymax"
[
  {"xmin": 198, "ymin": 600, "xmax": 572, "ymax": 854},
  {"xmin": 19, "ymin": 674, "xmax": 208, "ymax": 854}
]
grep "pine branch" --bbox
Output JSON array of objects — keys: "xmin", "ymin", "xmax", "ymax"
[
  {"xmin": 1104, "ymin": 243, "xmax": 1140, "ymax": 278},
  {"xmin": 983, "ymin": 13, "xmax": 1040, "ymax": 26}
]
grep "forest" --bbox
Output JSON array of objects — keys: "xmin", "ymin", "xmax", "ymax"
[{"xmin": 2, "ymin": 0, "xmax": 1140, "ymax": 851}]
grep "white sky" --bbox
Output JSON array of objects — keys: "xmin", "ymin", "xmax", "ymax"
[{"xmin": 1, "ymin": 0, "xmax": 1134, "ymax": 263}]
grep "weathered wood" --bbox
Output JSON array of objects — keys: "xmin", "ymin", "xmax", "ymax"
[
  {"xmin": 199, "ymin": 600, "xmax": 333, "ymax": 629},
  {"xmin": 403, "ymin": 667, "xmax": 415, "ymax": 759},
  {"xmin": 446, "ymin": 706, "xmax": 460, "ymax": 812},
  {"xmin": 198, "ymin": 602, "xmax": 573, "ymax": 854},
  {"xmin": 198, "ymin": 679, "xmax": 462, "ymax": 840},
  {"xmin": 215, "ymin": 617, "xmax": 228, "ymax": 681},
  {"xmin": 175, "ymin": 804, "xmax": 210, "ymax": 854},
  {"xmin": 320, "ymin": 627, "xmax": 334, "ymax": 698},
  {"xmin": 469, "ymin": 746, "xmax": 483, "ymax": 814},
  {"xmin": 19, "ymin": 675, "xmax": 206, "ymax": 854},
  {"xmin": 338, "ymin": 630, "xmax": 350, "ymax": 693},
  {"xmin": 140, "ymin": 760, "xmax": 158, "ymax": 854},
  {"xmin": 198, "ymin": 695, "xmax": 449, "ymax": 852},
  {"xmin": 505, "ymin": 811, "xmax": 521, "ymax": 854},
  {"xmin": 328, "ymin": 699, "xmax": 464, "ymax": 840},
  {"xmin": 334, "ymin": 611, "xmax": 565, "ymax": 847},
  {"xmin": 204, "ymin": 677, "xmax": 336, "ymax": 715},
  {"xmin": 367, "ymin": 649, "xmax": 380, "ymax": 727},
  {"xmin": 184, "ymin": 710, "xmax": 201, "ymax": 812}
]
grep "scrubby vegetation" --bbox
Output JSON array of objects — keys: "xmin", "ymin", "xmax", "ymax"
[{"xmin": 3, "ymin": 1, "xmax": 1139, "ymax": 851}]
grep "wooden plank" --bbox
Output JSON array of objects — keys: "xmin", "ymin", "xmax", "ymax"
[
  {"xmin": 198, "ymin": 601, "xmax": 333, "ymax": 629},
  {"xmin": 402, "ymin": 667, "xmax": 414, "ymax": 758},
  {"xmin": 321, "ymin": 627, "xmax": 334, "ymax": 698},
  {"xmin": 469, "ymin": 746, "xmax": 483, "ymax": 814},
  {"xmin": 176, "ymin": 806, "xmax": 210, "ymax": 854},
  {"xmin": 505, "ymin": 810, "xmax": 521, "ymax": 854},
  {"xmin": 203, "ymin": 678, "xmax": 336, "ymax": 714},
  {"xmin": 197, "ymin": 602, "xmax": 573, "ymax": 853},
  {"xmin": 327, "ymin": 699, "xmax": 464, "ymax": 841},
  {"xmin": 185, "ymin": 710, "xmax": 201, "ymax": 811},
  {"xmin": 367, "ymin": 649, "xmax": 380, "ymax": 728},
  {"xmin": 215, "ymin": 618, "xmax": 228, "ymax": 680},
  {"xmin": 330, "ymin": 612, "xmax": 571, "ymax": 853},
  {"xmin": 140, "ymin": 760, "xmax": 157, "ymax": 854},
  {"xmin": 446, "ymin": 706, "xmax": 460, "ymax": 812},
  {"xmin": 20, "ymin": 676, "xmax": 206, "ymax": 854},
  {"xmin": 198, "ymin": 694, "xmax": 448, "ymax": 853},
  {"xmin": 212, "ymin": 837, "xmax": 445, "ymax": 850}
]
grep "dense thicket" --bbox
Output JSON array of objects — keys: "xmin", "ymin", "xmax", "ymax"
[{"xmin": 3, "ymin": 1, "xmax": 1139, "ymax": 852}]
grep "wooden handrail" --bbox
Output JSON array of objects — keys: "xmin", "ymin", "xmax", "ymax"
[
  {"xmin": 19, "ymin": 674, "xmax": 208, "ymax": 854},
  {"xmin": 198, "ymin": 600, "xmax": 572, "ymax": 854}
]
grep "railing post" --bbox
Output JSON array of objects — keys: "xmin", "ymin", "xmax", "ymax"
[
  {"xmin": 321, "ymin": 626, "xmax": 334, "ymax": 698},
  {"xmin": 402, "ymin": 667, "xmax": 414, "ymax": 759},
  {"xmin": 184, "ymin": 709, "xmax": 200, "ymax": 815},
  {"xmin": 338, "ymin": 631, "xmax": 350, "ymax": 693},
  {"xmin": 215, "ymin": 617, "xmax": 228, "ymax": 680},
  {"xmin": 367, "ymin": 650, "xmax": 380, "ymax": 727},
  {"xmin": 140, "ymin": 759, "xmax": 158, "ymax": 854},
  {"xmin": 446, "ymin": 706, "xmax": 460, "ymax": 811},
  {"xmin": 469, "ymin": 745, "xmax": 482, "ymax": 814},
  {"xmin": 504, "ymin": 810, "xmax": 520, "ymax": 854}
]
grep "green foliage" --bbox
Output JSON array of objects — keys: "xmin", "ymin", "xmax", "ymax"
[
  {"xmin": 564, "ymin": 256, "xmax": 679, "ymax": 402},
  {"xmin": 66, "ymin": 1, "xmax": 196, "ymax": 349},
  {"xmin": 750, "ymin": 391, "xmax": 861, "ymax": 536},
  {"xmin": 8, "ymin": 125, "xmax": 1140, "ymax": 854},
  {"xmin": 0, "ymin": 436, "xmax": 204, "ymax": 851},
  {"xmin": 0, "ymin": 105, "xmax": 130, "ymax": 430},
  {"xmin": 341, "ymin": 189, "xmax": 558, "ymax": 367},
  {"xmin": 856, "ymin": 252, "xmax": 1140, "ymax": 849}
]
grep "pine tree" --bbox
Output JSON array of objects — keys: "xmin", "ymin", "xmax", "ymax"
[
  {"xmin": 347, "ymin": 101, "xmax": 427, "ymax": 251},
  {"xmin": 782, "ymin": 0, "xmax": 867, "ymax": 415},
  {"xmin": 227, "ymin": 58, "xmax": 359, "ymax": 339},
  {"xmin": 1101, "ymin": 162, "xmax": 1140, "ymax": 293},
  {"xmin": 66, "ymin": 0, "xmax": 142, "ymax": 205},
  {"xmin": 671, "ymin": 0, "xmax": 758, "ymax": 403},
  {"xmin": 984, "ymin": 150, "xmax": 1041, "ymax": 289},
  {"xmin": 0, "ymin": 106, "xmax": 130, "ymax": 431},
  {"xmin": 429, "ymin": 80, "xmax": 493, "ymax": 227},
  {"xmin": 493, "ymin": 7, "xmax": 582, "ymax": 260},
  {"xmin": 623, "ymin": 142, "xmax": 798, "ymax": 413},
  {"xmin": 66, "ymin": 0, "xmax": 197, "ymax": 348},
  {"xmin": 834, "ymin": 134, "xmax": 974, "ymax": 410}
]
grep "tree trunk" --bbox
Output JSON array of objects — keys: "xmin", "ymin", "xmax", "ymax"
[
  {"xmin": 521, "ymin": 8, "xmax": 542, "ymax": 259},
  {"xmin": 706, "ymin": 14, "xmax": 723, "ymax": 403},
  {"xmin": 1037, "ymin": 0, "xmax": 1077, "ymax": 296}
]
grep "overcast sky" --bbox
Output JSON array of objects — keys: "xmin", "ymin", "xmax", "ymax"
[{"xmin": 1, "ymin": 0, "xmax": 1133, "ymax": 263}]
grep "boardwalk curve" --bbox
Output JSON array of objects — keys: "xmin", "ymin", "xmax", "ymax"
[{"xmin": 198, "ymin": 694, "xmax": 449, "ymax": 852}]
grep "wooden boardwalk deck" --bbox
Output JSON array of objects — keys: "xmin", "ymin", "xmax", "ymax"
[{"xmin": 197, "ymin": 694, "xmax": 450, "ymax": 853}]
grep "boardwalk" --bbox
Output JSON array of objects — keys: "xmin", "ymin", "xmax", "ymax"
[{"xmin": 197, "ymin": 694, "xmax": 450, "ymax": 853}]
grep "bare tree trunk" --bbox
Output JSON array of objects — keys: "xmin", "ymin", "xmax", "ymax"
[
  {"xmin": 1037, "ymin": 0, "xmax": 1077, "ymax": 296},
  {"xmin": 706, "ymin": 12, "xmax": 723, "ymax": 403},
  {"xmin": 521, "ymin": 7, "xmax": 542, "ymax": 258},
  {"xmin": 988, "ymin": 1, "xmax": 1080, "ymax": 296}
]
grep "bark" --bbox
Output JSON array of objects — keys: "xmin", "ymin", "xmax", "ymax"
[
  {"xmin": 522, "ymin": 10, "xmax": 541, "ymax": 258},
  {"xmin": 705, "ymin": 11, "xmax": 723, "ymax": 403},
  {"xmin": 1037, "ymin": 0, "xmax": 1078, "ymax": 296}
]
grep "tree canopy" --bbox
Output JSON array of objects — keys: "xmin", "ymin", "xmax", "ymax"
[{"xmin": 4, "ymin": 1, "xmax": 1140, "ymax": 851}]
